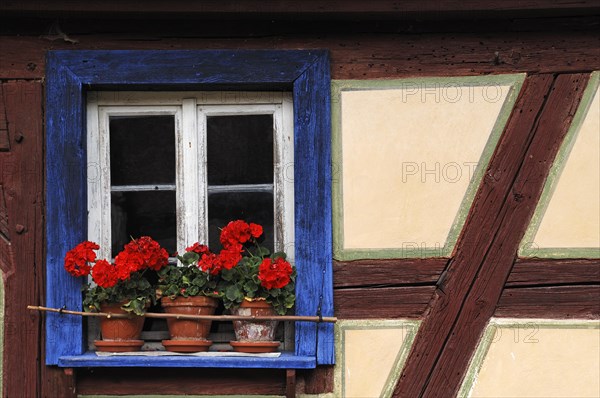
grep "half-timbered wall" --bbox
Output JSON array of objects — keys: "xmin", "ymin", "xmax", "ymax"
[{"xmin": 1, "ymin": 2, "xmax": 599, "ymax": 397}]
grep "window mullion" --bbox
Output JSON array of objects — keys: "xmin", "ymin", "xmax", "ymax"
[
  {"xmin": 278, "ymin": 97, "xmax": 295, "ymax": 261},
  {"xmin": 111, "ymin": 184, "xmax": 177, "ymax": 192},
  {"xmin": 86, "ymin": 93, "xmax": 103, "ymax": 254},
  {"xmin": 206, "ymin": 183, "xmax": 274, "ymax": 194},
  {"xmin": 97, "ymin": 107, "xmax": 113, "ymax": 260},
  {"xmin": 197, "ymin": 105, "xmax": 209, "ymax": 245},
  {"xmin": 179, "ymin": 98, "xmax": 199, "ymax": 252}
]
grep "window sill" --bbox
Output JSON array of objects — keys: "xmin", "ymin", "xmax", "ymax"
[{"xmin": 58, "ymin": 351, "xmax": 316, "ymax": 369}]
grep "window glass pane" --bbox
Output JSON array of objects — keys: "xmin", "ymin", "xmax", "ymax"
[
  {"xmin": 208, "ymin": 192, "xmax": 274, "ymax": 252},
  {"xmin": 111, "ymin": 191, "xmax": 176, "ymax": 257},
  {"xmin": 207, "ymin": 115, "xmax": 274, "ymax": 185},
  {"xmin": 110, "ymin": 115, "xmax": 175, "ymax": 186}
]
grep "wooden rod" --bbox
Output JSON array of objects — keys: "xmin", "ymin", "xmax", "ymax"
[{"xmin": 27, "ymin": 305, "xmax": 337, "ymax": 323}]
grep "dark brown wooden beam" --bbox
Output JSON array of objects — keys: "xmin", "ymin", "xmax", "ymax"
[
  {"xmin": 286, "ymin": 369, "xmax": 296, "ymax": 398},
  {"xmin": 393, "ymin": 72, "xmax": 590, "ymax": 397},
  {"xmin": 1, "ymin": 30, "xmax": 599, "ymax": 80},
  {"xmin": 76, "ymin": 368, "xmax": 286, "ymax": 395},
  {"xmin": 0, "ymin": 84, "xmax": 9, "ymax": 152},
  {"xmin": 507, "ymin": 258, "xmax": 600, "ymax": 287},
  {"xmin": 334, "ymin": 286, "xmax": 434, "ymax": 319},
  {"xmin": 0, "ymin": 81, "xmax": 75, "ymax": 398},
  {"xmin": 2, "ymin": 1, "xmax": 598, "ymax": 19},
  {"xmin": 422, "ymin": 73, "xmax": 592, "ymax": 397},
  {"xmin": 497, "ymin": 285, "xmax": 600, "ymax": 318},
  {"xmin": 299, "ymin": 366, "xmax": 334, "ymax": 394},
  {"xmin": 333, "ymin": 258, "xmax": 446, "ymax": 288}
]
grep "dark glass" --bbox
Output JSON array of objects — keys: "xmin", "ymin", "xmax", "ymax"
[
  {"xmin": 111, "ymin": 191, "xmax": 176, "ymax": 257},
  {"xmin": 208, "ymin": 192, "xmax": 274, "ymax": 252},
  {"xmin": 110, "ymin": 115, "xmax": 175, "ymax": 186},
  {"xmin": 207, "ymin": 115, "xmax": 273, "ymax": 185}
]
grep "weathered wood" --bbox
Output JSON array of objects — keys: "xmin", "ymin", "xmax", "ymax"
[
  {"xmin": 0, "ymin": 81, "xmax": 74, "ymax": 397},
  {"xmin": 292, "ymin": 51, "xmax": 335, "ymax": 364},
  {"xmin": 76, "ymin": 367, "xmax": 286, "ymax": 395},
  {"xmin": 0, "ymin": 85, "xmax": 9, "ymax": 152},
  {"xmin": 334, "ymin": 286, "xmax": 434, "ymax": 319},
  {"xmin": 299, "ymin": 365, "xmax": 334, "ymax": 394},
  {"xmin": 1, "ymin": 29, "xmax": 599, "ymax": 79},
  {"xmin": 59, "ymin": 352, "xmax": 315, "ymax": 369},
  {"xmin": 45, "ymin": 55, "xmax": 87, "ymax": 365},
  {"xmin": 286, "ymin": 369, "xmax": 296, "ymax": 398},
  {"xmin": 507, "ymin": 258, "xmax": 600, "ymax": 287},
  {"xmin": 2, "ymin": 0, "xmax": 597, "ymax": 18},
  {"xmin": 0, "ymin": 81, "xmax": 41, "ymax": 398},
  {"xmin": 423, "ymin": 74, "xmax": 590, "ymax": 397},
  {"xmin": 0, "ymin": 186, "xmax": 10, "ymax": 243},
  {"xmin": 333, "ymin": 258, "xmax": 447, "ymax": 288},
  {"xmin": 496, "ymin": 286, "xmax": 600, "ymax": 318},
  {"xmin": 394, "ymin": 73, "xmax": 589, "ymax": 397},
  {"xmin": 3, "ymin": 15, "xmax": 598, "ymax": 39},
  {"xmin": 45, "ymin": 49, "xmax": 334, "ymax": 365},
  {"xmin": 0, "ymin": 12, "xmax": 596, "ymax": 397}
]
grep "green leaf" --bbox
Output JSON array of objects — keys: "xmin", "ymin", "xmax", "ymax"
[
  {"xmin": 271, "ymin": 252, "xmax": 287, "ymax": 260},
  {"xmin": 258, "ymin": 246, "xmax": 270, "ymax": 257},
  {"xmin": 225, "ymin": 285, "xmax": 243, "ymax": 302}
]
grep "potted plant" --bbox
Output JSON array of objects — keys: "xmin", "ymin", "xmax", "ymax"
[
  {"xmin": 212, "ymin": 220, "xmax": 296, "ymax": 353},
  {"xmin": 157, "ymin": 243, "xmax": 221, "ymax": 352},
  {"xmin": 63, "ymin": 236, "xmax": 169, "ymax": 352}
]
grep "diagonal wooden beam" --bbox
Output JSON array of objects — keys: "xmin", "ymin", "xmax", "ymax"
[{"xmin": 393, "ymin": 72, "xmax": 591, "ymax": 397}]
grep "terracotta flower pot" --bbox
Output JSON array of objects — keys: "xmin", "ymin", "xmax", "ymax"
[
  {"xmin": 230, "ymin": 300, "xmax": 280, "ymax": 353},
  {"xmin": 95, "ymin": 302, "xmax": 145, "ymax": 352},
  {"xmin": 161, "ymin": 295, "xmax": 218, "ymax": 352}
]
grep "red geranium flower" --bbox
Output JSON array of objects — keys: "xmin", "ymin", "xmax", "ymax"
[
  {"xmin": 91, "ymin": 259, "xmax": 119, "ymax": 288},
  {"xmin": 116, "ymin": 236, "xmax": 169, "ymax": 275},
  {"xmin": 198, "ymin": 252, "xmax": 222, "ymax": 275},
  {"xmin": 134, "ymin": 236, "xmax": 170, "ymax": 271},
  {"xmin": 258, "ymin": 257, "xmax": 293, "ymax": 290},
  {"xmin": 249, "ymin": 223, "xmax": 263, "ymax": 239},
  {"xmin": 64, "ymin": 241, "xmax": 99, "ymax": 277},
  {"xmin": 186, "ymin": 242, "xmax": 211, "ymax": 256},
  {"xmin": 220, "ymin": 220, "xmax": 252, "ymax": 248},
  {"xmin": 219, "ymin": 247, "xmax": 242, "ymax": 270},
  {"xmin": 114, "ymin": 249, "xmax": 144, "ymax": 280}
]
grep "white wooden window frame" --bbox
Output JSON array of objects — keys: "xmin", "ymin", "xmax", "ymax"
[{"xmin": 86, "ymin": 91, "xmax": 294, "ymax": 261}]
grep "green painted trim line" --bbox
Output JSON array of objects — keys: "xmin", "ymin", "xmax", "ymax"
[
  {"xmin": 457, "ymin": 320, "xmax": 497, "ymax": 398},
  {"xmin": 332, "ymin": 74, "xmax": 526, "ymax": 260},
  {"xmin": 334, "ymin": 248, "xmax": 448, "ymax": 261},
  {"xmin": 519, "ymin": 247, "xmax": 600, "ymax": 258},
  {"xmin": 458, "ymin": 318, "xmax": 600, "ymax": 398},
  {"xmin": 380, "ymin": 322, "xmax": 420, "ymax": 398},
  {"xmin": 519, "ymin": 71, "xmax": 600, "ymax": 258},
  {"xmin": 335, "ymin": 319, "xmax": 421, "ymax": 398},
  {"xmin": 331, "ymin": 80, "xmax": 346, "ymax": 260}
]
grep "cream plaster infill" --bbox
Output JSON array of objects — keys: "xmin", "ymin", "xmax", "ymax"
[
  {"xmin": 332, "ymin": 75, "xmax": 524, "ymax": 260},
  {"xmin": 460, "ymin": 318, "xmax": 600, "ymax": 398},
  {"xmin": 335, "ymin": 319, "xmax": 420, "ymax": 398},
  {"xmin": 521, "ymin": 73, "xmax": 600, "ymax": 256}
]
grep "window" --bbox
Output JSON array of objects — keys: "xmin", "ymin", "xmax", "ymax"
[
  {"xmin": 87, "ymin": 92, "xmax": 294, "ymax": 262},
  {"xmin": 85, "ymin": 92, "xmax": 295, "ymax": 351},
  {"xmin": 46, "ymin": 50, "xmax": 333, "ymax": 368}
]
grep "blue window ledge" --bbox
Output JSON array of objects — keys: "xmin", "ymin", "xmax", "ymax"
[
  {"xmin": 45, "ymin": 50, "xmax": 334, "ymax": 367},
  {"xmin": 58, "ymin": 352, "xmax": 316, "ymax": 369}
]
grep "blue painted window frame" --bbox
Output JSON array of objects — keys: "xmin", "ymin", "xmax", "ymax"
[{"xmin": 45, "ymin": 50, "xmax": 333, "ymax": 368}]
